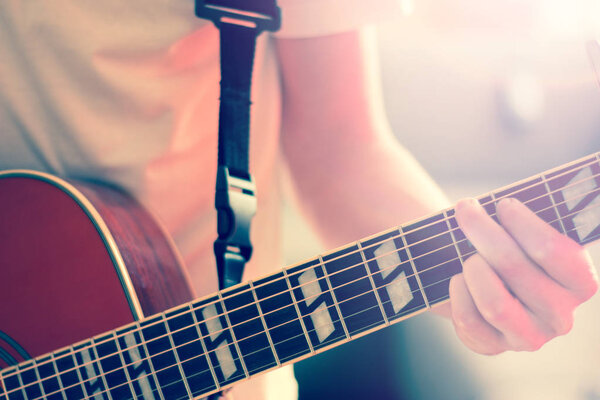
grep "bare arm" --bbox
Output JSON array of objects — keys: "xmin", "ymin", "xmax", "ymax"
[
  {"xmin": 276, "ymin": 27, "xmax": 598, "ymax": 354},
  {"xmin": 277, "ymin": 27, "xmax": 448, "ymax": 248}
]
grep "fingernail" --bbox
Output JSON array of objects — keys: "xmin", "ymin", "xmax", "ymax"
[
  {"xmin": 456, "ymin": 197, "xmax": 481, "ymax": 212},
  {"xmin": 497, "ymin": 197, "xmax": 519, "ymax": 208}
]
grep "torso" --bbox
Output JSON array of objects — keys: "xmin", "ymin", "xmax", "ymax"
[{"xmin": 0, "ymin": 0, "xmax": 284, "ymax": 296}]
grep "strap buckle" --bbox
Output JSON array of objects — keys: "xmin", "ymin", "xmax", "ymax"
[
  {"xmin": 196, "ymin": 0, "xmax": 281, "ymax": 33},
  {"xmin": 214, "ymin": 166, "xmax": 257, "ymax": 288}
]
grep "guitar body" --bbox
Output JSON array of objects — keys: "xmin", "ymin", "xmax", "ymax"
[{"xmin": 0, "ymin": 170, "xmax": 195, "ymax": 369}]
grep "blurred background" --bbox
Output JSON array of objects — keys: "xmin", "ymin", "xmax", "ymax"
[{"xmin": 287, "ymin": 0, "xmax": 600, "ymax": 399}]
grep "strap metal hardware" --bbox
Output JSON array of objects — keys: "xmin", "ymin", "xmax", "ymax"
[
  {"xmin": 196, "ymin": 0, "xmax": 281, "ymax": 32},
  {"xmin": 213, "ymin": 166, "xmax": 256, "ymax": 289}
]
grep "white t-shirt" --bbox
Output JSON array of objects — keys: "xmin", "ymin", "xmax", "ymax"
[{"xmin": 0, "ymin": 1, "xmax": 397, "ymax": 398}]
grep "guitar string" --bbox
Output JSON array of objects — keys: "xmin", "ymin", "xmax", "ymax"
[
  {"xmin": 31, "ymin": 213, "xmax": 600, "ymax": 400},
  {"xmin": 10, "ymin": 208, "xmax": 600, "ymax": 398},
  {"xmin": 53, "ymin": 286, "xmax": 447, "ymax": 400},
  {"xmin": 5, "ymin": 153, "xmax": 597, "ymax": 388},
  {"xmin": 48, "ymin": 150, "xmax": 600, "ymax": 396},
  {"xmin": 108, "ymin": 291, "xmax": 448, "ymax": 400},
  {"xmin": 8, "ymin": 188, "xmax": 600, "ymax": 400},
  {"xmin": 82, "ymin": 214, "xmax": 600, "ymax": 400},
  {"xmin": 3, "ymin": 154, "xmax": 598, "ymax": 383},
  {"xmin": 4, "ymin": 158, "xmax": 600, "ymax": 394},
  {"xmin": 5, "ymin": 166, "xmax": 600, "ymax": 399},
  {"xmin": 4, "ymin": 159, "xmax": 597, "ymax": 390}
]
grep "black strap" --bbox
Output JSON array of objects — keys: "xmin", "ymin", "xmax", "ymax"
[
  {"xmin": 216, "ymin": 22, "xmax": 256, "ymax": 177},
  {"xmin": 195, "ymin": 5, "xmax": 280, "ymax": 397},
  {"xmin": 195, "ymin": 1, "xmax": 281, "ymax": 294}
]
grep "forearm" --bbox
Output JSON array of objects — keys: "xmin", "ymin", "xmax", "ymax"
[{"xmin": 282, "ymin": 122, "xmax": 449, "ymax": 249}]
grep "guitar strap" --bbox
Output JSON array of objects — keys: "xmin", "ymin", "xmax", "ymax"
[
  {"xmin": 195, "ymin": 5, "xmax": 280, "ymax": 398},
  {"xmin": 194, "ymin": 2, "xmax": 281, "ymax": 289}
]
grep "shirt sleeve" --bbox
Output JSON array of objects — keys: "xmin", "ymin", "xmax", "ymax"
[{"xmin": 274, "ymin": 0, "xmax": 400, "ymax": 38}]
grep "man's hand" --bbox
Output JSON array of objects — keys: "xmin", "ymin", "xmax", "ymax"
[{"xmin": 447, "ymin": 197, "xmax": 598, "ymax": 355}]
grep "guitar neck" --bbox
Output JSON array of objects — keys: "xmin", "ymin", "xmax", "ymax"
[{"xmin": 3, "ymin": 152, "xmax": 600, "ymax": 400}]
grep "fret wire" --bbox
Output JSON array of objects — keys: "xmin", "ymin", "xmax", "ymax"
[
  {"xmin": 0, "ymin": 368, "xmax": 16, "ymax": 398},
  {"xmin": 15, "ymin": 366, "xmax": 26, "ymax": 399},
  {"xmin": 154, "ymin": 335, "xmax": 200, "ymax": 400},
  {"xmin": 17, "ymin": 215, "xmax": 600, "ymax": 400},
  {"xmin": 189, "ymin": 304, "xmax": 221, "ymax": 391},
  {"xmin": 33, "ymin": 361, "xmax": 48, "ymax": 400},
  {"xmin": 138, "ymin": 323, "xmax": 166, "ymax": 400},
  {"xmin": 119, "ymin": 207, "xmax": 600, "ymax": 386},
  {"xmin": 3, "ymin": 367, "xmax": 16, "ymax": 398},
  {"xmin": 163, "ymin": 316, "xmax": 194, "ymax": 399},
  {"xmin": 3, "ymin": 369, "xmax": 14, "ymax": 397},
  {"xmin": 72, "ymin": 274, "xmax": 459, "ymax": 399},
  {"xmin": 249, "ymin": 282, "xmax": 281, "ymax": 367},
  {"xmin": 12, "ymin": 194, "xmax": 600, "ymax": 400},
  {"xmin": 181, "ymin": 158, "xmax": 594, "ymax": 343},
  {"xmin": 356, "ymin": 241, "xmax": 389, "ymax": 326},
  {"xmin": 10, "ymin": 156, "xmax": 600, "ymax": 389},
  {"xmin": 91, "ymin": 341, "xmax": 113, "ymax": 400},
  {"xmin": 354, "ymin": 198, "xmax": 600, "ymax": 315},
  {"xmin": 339, "ymin": 185, "xmax": 595, "ymax": 316},
  {"xmin": 70, "ymin": 348, "xmax": 90, "ymax": 400},
  {"xmin": 445, "ymin": 210, "xmax": 464, "ymax": 260},
  {"xmin": 232, "ymin": 273, "xmax": 437, "ymax": 366},
  {"xmin": 319, "ymin": 256, "xmax": 351, "ymax": 339},
  {"xmin": 218, "ymin": 292, "xmax": 250, "ymax": 379},
  {"xmin": 344, "ymin": 176, "xmax": 600, "ymax": 306},
  {"xmin": 7, "ymin": 156, "xmax": 600, "ymax": 398},
  {"xmin": 103, "ymin": 287, "xmax": 438, "ymax": 400},
  {"xmin": 117, "ymin": 283, "xmax": 441, "ymax": 400},
  {"xmin": 73, "ymin": 351, "xmax": 89, "ymax": 400},
  {"xmin": 42, "ymin": 276, "xmax": 432, "ymax": 398},
  {"xmin": 10, "ymin": 360, "xmax": 40, "ymax": 399},
  {"xmin": 490, "ymin": 191, "xmax": 499, "ymax": 222},
  {"xmin": 377, "ymin": 183, "xmax": 598, "ymax": 285},
  {"xmin": 221, "ymin": 159, "xmax": 597, "ymax": 321},
  {"xmin": 51, "ymin": 355, "xmax": 67, "ymax": 400},
  {"xmin": 14, "ymin": 190, "xmax": 600, "ymax": 400},
  {"xmin": 100, "ymin": 280, "xmax": 438, "ymax": 400},
  {"xmin": 113, "ymin": 331, "xmax": 137, "ymax": 400},
  {"xmin": 179, "ymin": 217, "xmax": 600, "ymax": 382},
  {"xmin": 283, "ymin": 268, "xmax": 315, "ymax": 354},
  {"xmin": 8, "ymin": 157, "xmax": 599, "ymax": 390},
  {"xmin": 401, "ymin": 226, "xmax": 431, "ymax": 309},
  {"xmin": 542, "ymin": 175, "xmax": 568, "ymax": 235}
]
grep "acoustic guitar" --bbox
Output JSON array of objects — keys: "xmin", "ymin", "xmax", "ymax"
[{"xmin": 2, "ymin": 152, "xmax": 600, "ymax": 400}]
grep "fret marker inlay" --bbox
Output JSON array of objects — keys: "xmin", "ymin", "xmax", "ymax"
[
  {"xmin": 298, "ymin": 269, "xmax": 335, "ymax": 343},
  {"xmin": 123, "ymin": 333, "xmax": 156, "ymax": 400},
  {"xmin": 202, "ymin": 305, "xmax": 237, "ymax": 379},
  {"xmin": 563, "ymin": 167, "xmax": 595, "ymax": 211},
  {"xmin": 79, "ymin": 348, "xmax": 103, "ymax": 400},
  {"xmin": 562, "ymin": 166, "xmax": 600, "ymax": 241},
  {"xmin": 373, "ymin": 241, "xmax": 413, "ymax": 314},
  {"xmin": 573, "ymin": 196, "xmax": 600, "ymax": 240},
  {"xmin": 8, "ymin": 152, "xmax": 600, "ymax": 400}
]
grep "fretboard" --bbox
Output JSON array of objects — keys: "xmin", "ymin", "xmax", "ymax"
[{"xmin": 3, "ymin": 153, "xmax": 600, "ymax": 400}]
